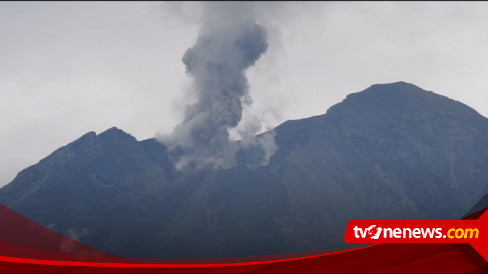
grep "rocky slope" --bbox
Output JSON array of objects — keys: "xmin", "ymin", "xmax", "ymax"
[{"xmin": 2, "ymin": 82, "xmax": 488, "ymax": 258}]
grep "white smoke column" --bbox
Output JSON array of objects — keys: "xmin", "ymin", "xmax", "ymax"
[{"xmin": 160, "ymin": 2, "xmax": 274, "ymax": 170}]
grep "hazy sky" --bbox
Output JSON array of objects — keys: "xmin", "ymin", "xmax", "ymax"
[{"xmin": 2, "ymin": 2, "xmax": 488, "ymax": 186}]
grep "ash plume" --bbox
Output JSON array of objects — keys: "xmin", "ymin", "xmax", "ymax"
[{"xmin": 159, "ymin": 2, "xmax": 277, "ymax": 170}]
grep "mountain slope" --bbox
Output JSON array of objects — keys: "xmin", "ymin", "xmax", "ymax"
[{"xmin": 2, "ymin": 81, "xmax": 488, "ymax": 258}]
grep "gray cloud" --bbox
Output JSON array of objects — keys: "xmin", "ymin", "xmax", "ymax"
[
  {"xmin": 2, "ymin": 2, "xmax": 488, "ymax": 185},
  {"xmin": 60, "ymin": 228, "xmax": 89, "ymax": 252},
  {"xmin": 158, "ymin": 2, "xmax": 276, "ymax": 170}
]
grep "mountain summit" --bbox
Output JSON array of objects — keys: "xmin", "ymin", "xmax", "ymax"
[{"xmin": 2, "ymin": 82, "xmax": 488, "ymax": 258}]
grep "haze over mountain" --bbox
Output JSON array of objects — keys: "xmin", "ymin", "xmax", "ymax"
[{"xmin": 2, "ymin": 82, "xmax": 488, "ymax": 258}]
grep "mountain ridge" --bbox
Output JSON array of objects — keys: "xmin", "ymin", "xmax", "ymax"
[{"xmin": 2, "ymin": 81, "xmax": 488, "ymax": 258}]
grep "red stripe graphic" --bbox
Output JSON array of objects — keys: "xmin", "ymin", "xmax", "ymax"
[{"xmin": 1, "ymin": 203, "xmax": 487, "ymax": 272}]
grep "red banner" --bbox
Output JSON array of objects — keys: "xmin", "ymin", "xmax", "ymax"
[
  {"xmin": 344, "ymin": 210, "xmax": 488, "ymax": 261},
  {"xmin": 1, "ymin": 203, "xmax": 487, "ymax": 272}
]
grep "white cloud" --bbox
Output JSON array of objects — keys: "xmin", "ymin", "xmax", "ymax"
[{"xmin": 2, "ymin": 2, "xmax": 488, "ymax": 185}]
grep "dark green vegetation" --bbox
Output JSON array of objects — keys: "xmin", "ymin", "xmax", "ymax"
[{"xmin": 2, "ymin": 82, "xmax": 488, "ymax": 258}]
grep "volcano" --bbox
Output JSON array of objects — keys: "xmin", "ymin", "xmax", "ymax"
[{"xmin": 2, "ymin": 81, "xmax": 488, "ymax": 258}]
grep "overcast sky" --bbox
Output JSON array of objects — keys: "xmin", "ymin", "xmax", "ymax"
[{"xmin": 2, "ymin": 2, "xmax": 488, "ymax": 186}]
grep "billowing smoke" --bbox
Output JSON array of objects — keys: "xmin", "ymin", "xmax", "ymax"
[{"xmin": 159, "ymin": 2, "xmax": 277, "ymax": 170}]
